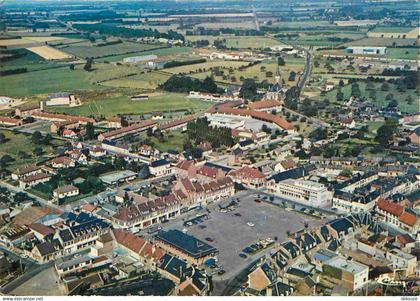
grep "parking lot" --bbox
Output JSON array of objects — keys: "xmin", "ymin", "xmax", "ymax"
[{"xmin": 159, "ymin": 192, "xmax": 325, "ymax": 283}]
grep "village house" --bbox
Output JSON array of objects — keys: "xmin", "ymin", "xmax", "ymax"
[
  {"xmin": 149, "ymin": 159, "xmax": 172, "ymax": 177},
  {"xmin": 173, "ymin": 160, "xmax": 197, "ymax": 179},
  {"xmin": 338, "ymin": 116, "xmax": 356, "ymax": 129},
  {"xmin": 409, "ymin": 127, "xmax": 420, "ymax": 144},
  {"xmin": 228, "ymin": 166, "xmax": 266, "ymax": 189},
  {"xmin": 53, "ymin": 185, "xmax": 80, "ymax": 200},
  {"xmin": 12, "ymin": 165, "xmax": 43, "ymax": 180},
  {"xmin": 89, "ymin": 146, "xmax": 106, "ymax": 158},
  {"xmin": 376, "ymin": 198, "xmax": 418, "ymax": 235},
  {"xmin": 0, "ymin": 116, "xmax": 23, "ymax": 127},
  {"xmin": 50, "ymin": 156, "xmax": 76, "ymax": 169},
  {"xmin": 19, "ymin": 173, "xmax": 51, "ymax": 189},
  {"xmin": 112, "ymin": 193, "xmax": 183, "ymax": 229}
]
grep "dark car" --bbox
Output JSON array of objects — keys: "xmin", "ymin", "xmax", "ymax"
[
  {"xmin": 239, "ymin": 253, "xmax": 247, "ymax": 258},
  {"xmin": 234, "ymin": 213, "xmax": 242, "ymax": 217},
  {"xmin": 205, "ymin": 237, "xmax": 214, "ymax": 242},
  {"xmin": 243, "ymin": 247, "xmax": 254, "ymax": 254},
  {"xmin": 218, "ymin": 269, "xmax": 226, "ymax": 275},
  {"xmin": 254, "ymin": 199, "xmax": 261, "ymax": 203}
]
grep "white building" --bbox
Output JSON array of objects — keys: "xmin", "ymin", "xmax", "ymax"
[
  {"xmin": 345, "ymin": 46, "xmax": 387, "ymax": 55},
  {"xmin": 149, "ymin": 159, "xmax": 172, "ymax": 177},
  {"xmin": 273, "ymin": 179, "xmax": 333, "ymax": 208}
]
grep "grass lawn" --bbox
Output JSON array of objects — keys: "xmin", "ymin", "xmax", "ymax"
[
  {"xmin": 45, "ymin": 93, "xmax": 211, "ymax": 117},
  {"xmin": 0, "ymin": 129, "xmax": 65, "ymax": 170},
  {"xmin": 0, "ymin": 65, "xmax": 102, "ymax": 97},
  {"xmin": 144, "ymin": 129, "xmax": 186, "ymax": 152}
]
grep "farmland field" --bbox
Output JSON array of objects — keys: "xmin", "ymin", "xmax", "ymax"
[
  {"xmin": 45, "ymin": 93, "xmax": 211, "ymax": 117},
  {"xmin": 0, "ymin": 65, "xmax": 101, "ymax": 97},
  {"xmin": 27, "ymin": 46, "xmax": 73, "ymax": 60},
  {"xmin": 343, "ymin": 37, "xmax": 419, "ymax": 47},
  {"xmin": 100, "ymin": 71, "xmax": 171, "ymax": 90},
  {"xmin": 60, "ymin": 41, "xmax": 160, "ymax": 58},
  {"xmin": 164, "ymin": 60, "xmax": 247, "ymax": 74}
]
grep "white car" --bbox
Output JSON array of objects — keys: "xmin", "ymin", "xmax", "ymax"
[{"xmin": 247, "ymin": 222, "xmax": 255, "ymax": 227}]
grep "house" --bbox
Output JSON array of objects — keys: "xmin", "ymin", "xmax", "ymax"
[
  {"xmin": 228, "ymin": 166, "xmax": 266, "ymax": 189},
  {"xmin": 19, "ymin": 173, "xmax": 51, "ymax": 189},
  {"xmin": 376, "ymin": 198, "xmax": 418, "ymax": 235},
  {"xmin": 99, "ymin": 170, "xmax": 137, "ymax": 186},
  {"xmin": 89, "ymin": 146, "xmax": 106, "ymax": 158},
  {"xmin": 45, "ymin": 92, "xmax": 81, "ymax": 107},
  {"xmin": 155, "ymin": 229, "xmax": 217, "ymax": 265},
  {"xmin": 112, "ymin": 192, "xmax": 182, "ymax": 229},
  {"xmin": 50, "ymin": 156, "xmax": 76, "ymax": 169},
  {"xmin": 338, "ymin": 116, "xmax": 356, "ymax": 129},
  {"xmin": 172, "ymin": 176, "xmax": 235, "ymax": 207},
  {"xmin": 67, "ymin": 149, "xmax": 88, "ymax": 163},
  {"xmin": 247, "ymin": 262, "xmax": 276, "ymax": 292},
  {"xmin": 173, "ymin": 160, "xmax": 196, "ymax": 179},
  {"xmin": 196, "ymin": 165, "xmax": 225, "ymax": 182},
  {"xmin": 53, "ymin": 185, "xmax": 79, "ymax": 199},
  {"xmin": 322, "ymin": 255, "xmax": 369, "ymax": 292},
  {"xmin": 149, "ymin": 159, "xmax": 172, "ymax": 177},
  {"xmin": 0, "ymin": 116, "xmax": 23, "ymax": 127},
  {"xmin": 409, "ymin": 127, "xmax": 420, "ymax": 144},
  {"xmin": 28, "ymin": 223, "xmax": 55, "ymax": 241},
  {"xmin": 12, "ymin": 165, "xmax": 43, "ymax": 180},
  {"xmin": 275, "ymin": 159, "xmax": 296, "ymax": 172}
]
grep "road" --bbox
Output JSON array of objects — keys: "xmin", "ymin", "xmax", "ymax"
[
  {"xmin": 0, "ymin": 181, "xmax": 62, "ymax": 211},
  {"xmin": 297, "ymin": 45, "xmax": 313, "ymax": 95}
]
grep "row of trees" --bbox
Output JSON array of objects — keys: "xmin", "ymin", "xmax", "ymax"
[
  {"xmin": 186, "ymin": 117, "xmax": 233, "ymax": 148},
  {"xmin": 160, "ymin": 75, "xmax": 221, "ymax": 94}
]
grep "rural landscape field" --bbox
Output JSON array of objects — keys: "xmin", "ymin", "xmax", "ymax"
[{"xmin": 0, "ymin": 0, "xmax": 419, "ymax": 299}]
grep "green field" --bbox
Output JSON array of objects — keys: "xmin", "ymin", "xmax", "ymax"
[
  {"xmin": 96, "ymin": 46, "xmax": 194, "ymax": 62},
  {"xmin": 386, "ymin": 48, "xmax": 419, "ymax": 60},
  {"xmin": 344, "ymin": 37, "xmax": 419, "ymax": 47},
  {"xmin": 0, "ymin": 130, "xmax": 65, "ymax": 170},
  {"xmin": 369, "ymin": 26, "xmax": 414, "ymax": 33},
  {"xmin": 45, "ymin": 93, "xmax": 211, "ymax": 117},
  {"xmin": 142, "ymin": 129, "xmax": 186, "ymax": 152},
  {"xmin": 61, "ymin": 41, "xmax": 160, "ymax": 58},
  {"xmin": 0, "ymin": 65, "xmax": 102, "ymax": 97},
  {"xmin": 164, "ymin": 60, "xmax": 247, "ymax": 74},
  {"xmin": 100, "ymin": 71, "xmax": 171, "ymax": 90},
  {"xmin": 187, "ymin": 35, "xmax": 283, "ymax": 49}
]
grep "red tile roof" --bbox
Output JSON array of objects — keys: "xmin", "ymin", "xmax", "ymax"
[
  {"xmin": 216, "ymin": 107, "xmax": 294, "ymax": 131},
  {"xmin": 21, "ymin": 173, "xmax": 51, "ymax": 183},
  {"xmin": 248, "ymin": 99, "xmax": 282, "ymax": 110},
  {"xmin": 112, "ymin": 229, "xmax": 145, "ymax": 253},
  {"xmin": 99, "ymin": 119, "xmax": 156, "ymax": 140},
  {"xmin": 0, "ymin": 116, "xmax": 23, "ymax": 125},
  {"xmin": 158, "ymin": 115, "xmax": 195, "ymax": 131},
  {"xmin": 377, "ymin": 198, "xmax": 404, "ymax": 217},
  {"xmin": 399, "ymin": 212, "xmax": 417, "ymax": 226},
  {"xmin": 31, "ymin": 111, "xmax": 95, "ymax": 124},
  {"xmin": 228, "ymin": 166, "xmax": 265, "ymax": 179},
  {"xmin": 175, "ymin": 160, "xmax": 195, "ymax": 171},
  {"xmin": 28, "ymin": 223, "xmax": 55, "ymax": 236}
]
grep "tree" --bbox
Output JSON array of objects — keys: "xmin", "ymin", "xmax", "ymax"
[
  {"xmin": 239, "ymin": 78, "xmax": 259, "ymax": 101},
  {"xmin": 86, "ymin": 122, "xmax": 95, "ymax": 139},
  {"xmin": 405, "ymin": 95, "xmax": 413, "ymax": 104},
  {"xmin": 0, "ymin": 133, "xmax": 6, "ymax": 144},
  {"xmin": 288, "ymin": 71, "xmax": 296, "ymax": 81},
  {"xmin": 84, "ymin": 57, "xmax": 94, "ymax": 71},
  {"xmin": 338, "ymin": 79, "xmax": 344, "ymax": 87},
  {"xmin": 381, "ymin": 82, "xmax": 389, "ymax": 91},
  {"xmin": 69, "ymin": 64, "xmax": 75, "ymax": 70},
  {"xmin": 33, "ymin": 147, "xmax": 44, "ymax": 156},
  {"xmin": 277, "ymin": 56, "xmax": 285, "ymax": 66},
  {"xmin": 375, "ymin": 123, "xmax": 396, "ymax": 147},
  {"xmin": 31, "ymin": 131, "xmax": 43, "ymax": 144},
  {"xmin": 336, "ymin": 89, "xmax": 344, "ymax": 102},
  {"xmin": 120, "ymin": 115, "xmax": 128, "ymax": 127}
]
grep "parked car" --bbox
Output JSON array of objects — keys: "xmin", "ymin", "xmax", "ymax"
[
  {"xmin": 234, "ymin": 213, "xmax": 241, "ymax": 217},
  {"xmin": 205, "ymin": 237, "xmax": 214, "ymax": 242},
  {"xmin": 218, "ymin": 269, "xmax": 226, "ymax": 275},
  {"xmin": 239, "ymin": 253, "xmax": 247, "ymax": 258}
]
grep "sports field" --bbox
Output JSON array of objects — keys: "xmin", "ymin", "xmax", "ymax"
[{"xmin": 45, "ymin": 93, "xmax": 211, "ymax": 117}]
